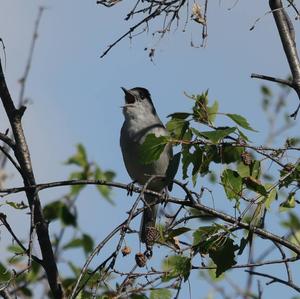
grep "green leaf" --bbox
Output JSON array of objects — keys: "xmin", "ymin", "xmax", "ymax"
[
  {"xmin": 5, "ymin": 200, "xmax": 28, "ymax": 210},
  {"xmin": 226, "ymin": 113, "xmax": 257, "ymax": 132},
  {"xmin": 131, "ymin": 295, "xmax": 148, "ymax": 299},
  {"xmin": 166, "ymin": 117, "xmax": 189, "ymax": 139},
  {"xmin": 264, "ymin": 184, "xmax": 277, "ymax": 209},
  {"xmin": 207, "ymin": 100, "xmax": 219, "ymax": 124},
  {"xmin": 94, "ymin": 167, "xmax": 115, "ymax": 204},
  {"xmin": 243, "ymin": 177, "xmax": 267, "ymax": 196},
  {"xmin": 167, "ymin": 227, "xmax": 191, "ymax": 239},
  {"xmin": 7, "ymin": 244, "xmax": 24, "ymax": 255},
  {"xmin": 237, "ymin": 128, "xmax": 250, "ymax": 142},
  {"xmin": 280, "ymin": 193, "xmax": 296, "ymax": 211},
  {"xmin": 162, "ymin": 255, "xmax": 191, "ymax": 282},
  {"xmin": 167, "ymin": 112, "xmax": 191, "ymax": 119},
  {"xmin": 261, "ymin": 85, "xmax": 272, "ymax": 96},
  {"xmin": 221, "ymin": 169, "xmax": 242, "ymax": 200},
  {"xmin": 60, "ymin": 204, "xmax": 77, "ymax": 227},
  {"xmin": 193, "ymin": 226, "xmax": 220, "ymax": 249},
  {"xmin": 69, "ymin": 171, "xmax": 87, "ymax": 196},
  {"xmin": 209, "ymin": 237, "xmax": 238, "ymax": 277},
  {"xmin": 65, "ymin": 143, "xmax": 88, "ymax": 168},
  {"xmin": 63, "ymin": 238, "xmax": 83, "ymax": 250},
  {"xmin": 199, "ymin": 127, "xmax": 236, "ymax": 144},
  {"xmin": 166, "ymin": 152, "xmax": 181, "ymax": 190},
  {"xmin": 0, "ymin": 263, "xmax": 10, "ymax": 281},
  {"xmin": 68, "ymin": 262, "xmax": 81, "ymax": 276},
  {"xmin": 139, "ymin": 134, "xmax": 168, "ymax": 164},
  {"xmin": 150, "ymin": 289, "xmax": 172, "ymax": 299},
  {"xmin": 281, "ymin": 212, "xmax": 300, "ymax": 230},
  {"xmin": 82, "ymin": 233, "xmax": 94, "ymax": 254},
  {"xmin": 209, "ymin": 145, "xmax": 243, "ymax": 164},
  {"xmin": 43, "ymin": 200, "xmax": 62, "ymax": 222},
  {"xmin": 279, "ymin": 164, "xmax": 300, "ymax": 189}
]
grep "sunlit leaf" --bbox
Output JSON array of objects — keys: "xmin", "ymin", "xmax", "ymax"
[
  {"xmin": 243, "ymin": 177, "xmax": 267, "ymax": 196},
  {"xmin": 65, "ymin": 143, "xmax": 88, "ymax": 168},
  {"xmin": 5, "ymin": 200, "xmax": 28, "ymax": 210},
  {"xmin": 221, "ymin": 169, "xmax": 242, "ymax": 200},
  {"xmin": 280, "ymin": 193, "xmax": 296, "ymax": 212},
  {"xmin": 199, "ymin": 127, "xmax": 236, "ymax": 144},
  {"xmin": 226, "ymin": 113, "xmax": 257, "ymax": 132},
  {"xmin": 162, "ymin": 255, "xmax": 191, "ymax": 281},
  {"xmin": 140, "ymin": 134, "xmax": 168, "ymax": 164},
  {"xmin": 150, "ymin": 289, "xmax": 172, "ymax": 299}
]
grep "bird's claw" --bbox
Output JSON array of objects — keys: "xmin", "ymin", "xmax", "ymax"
[{"xmin": 126, "ymin": 181, "xmax": 136, "ymax": 196}]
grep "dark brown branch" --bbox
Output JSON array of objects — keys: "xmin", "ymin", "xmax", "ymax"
[
  {"xmin": 1, "ymin": 178, "xmax": 300, "ymax": 255},
  {"xmin": 251, "ymin": 73, "xmax": 293, "ymax": 87},
  {"xmin": 0, "ymin": 146, "xmax": 23, "ymax": 176},
  {"xmin": 270, "ymin": 0, "xmax": 300, "ymax": 84},
  {"xmin": 0, "ymin": 213, "xmax": 42, "ymax": 265},
  {"xmin": 100, "ymin": 7, "xmax": 161, "ymax": 58},
  {"xmin": 18, "ymin": 6, "xmax": 45, "ymax": 107},
  {"xmin": 0, "ymin": 60, "xmax": 64, "ymax": 297},
  {"xmin": 0, "ymin": 133, "xmax": 15, "ymax": 149},
  {"xmin": 245, "ymin": 270, "xmax": 300, "ymax": 292},
  {"xmin": 251, "ymin": 1, "xmax": 300, "ymax": 117},
  {"xmin": 167, "ymin": 198, "xmax": 300, "ymax": 255}
]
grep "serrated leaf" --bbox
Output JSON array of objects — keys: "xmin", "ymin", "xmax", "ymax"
[
  {"xmin": 226, "ymin": 113, "xmax": 257, "ymax": 132},
  {"xmin": 221, "ymin": 169, "xmax": 242, "ymax": 200},
  {"xmin": 199, "ymin": 127, "xmax": 236, "ymax": 143},
  {"xmin": 140, "ymin": 134, "xmax": 168, "ymax": 164},
  {"xmin": 150, "ymin": 289, "xmax": 172, "ymax": 299},
  {"xmin": 162, "ymin": 255, "xmax": 191, "ymax": 281},
  {"xmin": 209, "ymin": 237, "xmax": 238, "ymax": 277}
]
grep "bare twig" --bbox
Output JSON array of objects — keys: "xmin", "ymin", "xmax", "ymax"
[
  {"xmin": 245, "ymin": 270, "xmax": 300, "ymax": 292},
  {"xmin": 0, "ymin": 58, "xmax": 63, "ymax": 298},
  {"xmin": 252, "ymin": 0, "xmax": 300, "ymax": 118}
]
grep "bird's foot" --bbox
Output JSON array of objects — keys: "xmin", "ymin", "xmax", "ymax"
[{"xmin": 126, "ymin": 181, "xmax": 136, "ymax": 196}]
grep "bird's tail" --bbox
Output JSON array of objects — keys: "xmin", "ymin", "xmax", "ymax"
[{"xmin": 140, "ymin": 194, "xmax": 158, "ymax": 245}]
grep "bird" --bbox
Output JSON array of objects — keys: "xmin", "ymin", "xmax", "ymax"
[{"xmin": 120, "ymin": 87, "xmax": 172, "ymax": 252}]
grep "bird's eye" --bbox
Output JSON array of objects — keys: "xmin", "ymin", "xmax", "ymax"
[{"xmin": 140, "ymin": 94, "xmax": 145, "ymax": 100}]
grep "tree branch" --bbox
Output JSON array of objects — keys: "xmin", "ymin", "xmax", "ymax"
[
  {"xmin": 245, "ymin": 270, "xmax": 300, "ymax": 292},
  {"xmin": 252, "ymin": 0, "xmax": 300, "ymax": 117},
  {"xmin": 0, "ymin": 59, "xmax": 64, "ymax": 298},
  {"xmin": 1, "ymin": 178, "xmax": 300, "ymax": 255}
]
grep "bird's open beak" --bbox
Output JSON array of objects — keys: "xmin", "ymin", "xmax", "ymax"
[{"xmin": 121, "ymin": 87, "xmax": 135, "ymax": 104}]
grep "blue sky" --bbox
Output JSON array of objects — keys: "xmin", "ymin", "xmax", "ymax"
[{"xmin": 0, "ymin": 1, "xmax": 299, "ymax": 298}]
